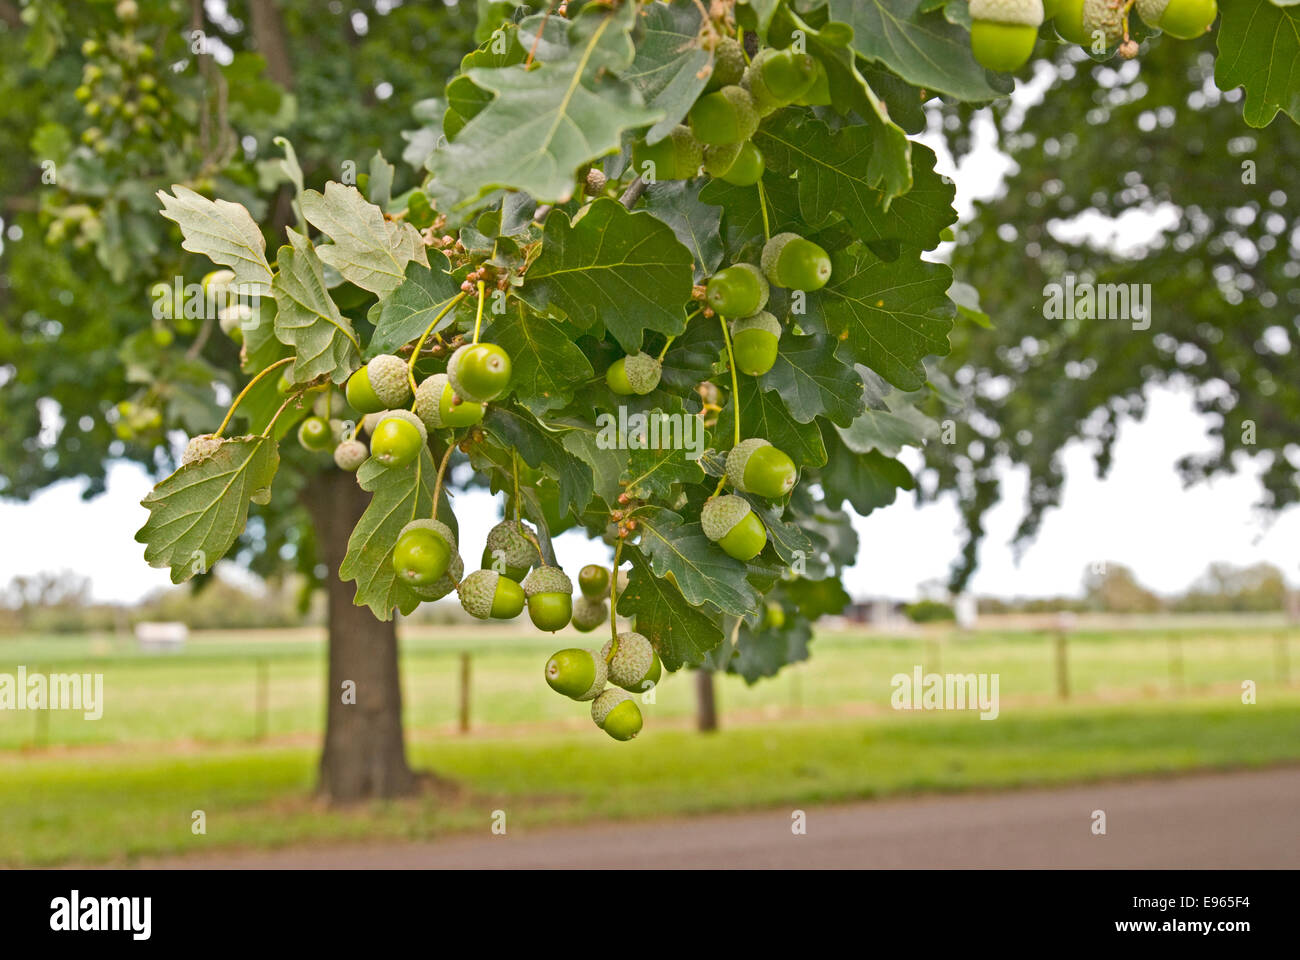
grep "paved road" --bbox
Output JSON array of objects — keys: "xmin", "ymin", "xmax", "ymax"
[{"xmin": 145, "ymin": 767, "xmax": 1300, "ymax": 869}]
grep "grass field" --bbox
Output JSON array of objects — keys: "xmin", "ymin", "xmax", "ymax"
[
  {"xmin": 0, "ymin": 624, "xmax": 1293, "ymax": 748},
  {"xmin": 0, "ymin": 623, "xmax": 1296, "ymax": 866}
]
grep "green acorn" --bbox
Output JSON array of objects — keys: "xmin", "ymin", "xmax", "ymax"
[
  {"xmin": 761, "ymin": 233, "xmax": 832, "ymax": 291},
  {"xmin": 406, "ymin": 553, "xmax": 463, "ymax": 602},
  {"xmin": 368, "ymin": 409, "xmax": 427, "ymax": 468},
  {"xmin": 706, "ymin": 36, "xmax": 746, "ymax": 91},
  {"xmin": 333, "ymin": 439, "xmax": 368, "ymax": 472},
  {"xmin": 1054, "ymin": 0, "xmax": 1091, "ymax": 43},
  {"xmin": 969, "ymin": 0, "xmax": 1044, "ymax": 72},
  {"xmin": 458, "ymin": 569, "xmax": 526, "ymax": 620},
  {"xmin": 415, "ymin": 373, "xmax": 484, "ymax": 430},
  {"xmin": 605, "ymin": 352, "xmax": 662, "ymax": 395},
  {"xmin": 796, "ymin": 58, "xmax": 832, "ymax": 106},
  {"xmin": 366, "ymin": 354, "xmax": 413, "ymax": 408},
  {"xmin": 703, "ymin": 139, "xmax": 768, "ymax": 186},
  {"xmin": 1135, "ymin": 0, "xmax": 1216, "ymax": 37},
  {"xmin": 346, "ymin": 365, "xmax": 386, "ymax": 414},
  {"xmin": 707, "ymin": 263, "xmax": 769, "ymax": 318},
  {"xmin": 578, "ymin": 564, "xmax": 611, "ymax": 599},
  {"xmin": 688, "ymin": 85, "xmax": 759, "ymax": 145},
  {"xmin": 701, "ymin": 494, "xmax": 768, "ymax": 561},
  {"xmin": 522, "ymin": 565, "xmax": 573, "ymax": 632},
  {"xmin": 572, "ymin": 595, "xmax": 609, "ymax": 632},
  {"xmin": 730, "ymin": 311, "xmax": 781, "ymax": 377},
  {"xmin": 392, "ymin": 518, "xmax": 457, "ymax": 586},
  {"xmin": 725, "ymin": 438, "xmax": 798, "ymax": 499},
  {"xmin": 591, "ymin": 688, "xmax": 643, "ymax": 740},
  {"xmin": 481, "ymin": 519, "xmax": 541, "ymax": 581},
  {"xmin": 545, "ymin": 648, "xmax": 607, "ymax": 701},
  {"xmin": 743, "ymin": 48, "xmax": 817, "ymax": 115},
  {"xmin": 1082, "ymin": 0, "xmax": 1125, "ymax": 47},
  {"xmin": 447, "ymin": 342, "xmax": 512, "ymax": 403},
  {"xmin": 764, "ymin": 601, "xmax": 786, "ymax": 629},
  {"xmin": 630, "ymin": 125, "xmax": 704, "ymax": 181},
  {"xmin": 298, "ymin": 416, "xmax": 333, "ymax": 452},
  {"xmin": 601, "ymin": 631, "xmax": 662, "ymax": 693}
]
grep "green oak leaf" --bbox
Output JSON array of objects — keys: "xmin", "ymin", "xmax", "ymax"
[
  {"xmin": 786, "ymin": 577, "xmax": 853, "ymax": 621},
  {"xmin": 484, "ymin": 406, "xmax": 593, "ymax": 515},
  {"xmin": 135, "ymin": 436, "xmax": 279, "ymax": 584},
  {"xmin": 827, "ymin": 0, "xmax": 1010, "ymax": 103},
  {"xmin": 366, "ymin": 253, "xmax": 463, "ymax": 357},
  {"xmin": 756, "ymin": 112, "xmax": 956, "ymax": 249},
  {"xmin": 623, "ymin": 1, "xmax": 710, "ymax": 144},
  {"xmin": 757, "ymin": 332, "xmax": 865, "ymax": 427},
  {"xmin": 634, "ymin": 505, "xmax": 762, "ymax": 617},
  {"xmin": 739, "ymin": 495, "xmax": 815, "ymax": 568},
  {"xmin": 820, "ymin": 438, "xmax": 915, "ymax": 515},
  {"xmin": 642, "ymin": 178, "xmax": 724, "ymax": 281},
  {"xmin": 617, "ymin": 545, "xmax": 723, "ymax": 670},
  {"xmin": 621, "ymin": 416, "xmax": 707, "ymax": 500},
  {"xmin": 272, "ymin": 228, "xmax": 361, "ymax": 385},
  {"xmin": 699, "ymin": 171, "xmax": 802, "ymax": 259},
  {"xmin": 156, "ymin": 185, "xmax": 273, "ymax": 295},
  {"xmin": 300, "ymin": 182, "xmax": 429, "ymax": 298},
  {"xmin": 715, "ymin": 376, "xmax": 828, "ymax": 468},
  {"xmin": 482, "ymin": 306, "xmax": 594, "ymax": 416},
  {"xmin": 339, "ymin": 447, "xmax": 447, "ymax": 620},
  {"xmin": 725, "ymin": 614, "xmax": 814, "ymax": 684},
  {"xmin": 554, "ymin": 418, "xmax": 630, "ymax": 507},
  {"xmin": 836, "ymin": 391, "xmax": 940, "ymax": 457},
  {"xmin": 428, "ymin": 3, "xmax": 660, "ymax": 204},
  {"xmin": 520, "ymin": 197, "xmax": 695, "ymax": 353},
  {"xmin": 768, "ymin": 7, "xmax": 914, "ymax": 200},
  {"xmin": 1215, "ymin": 0, "xmax": 1300, "ymax": 127},
  {"xmin": 813, "ymin": 246, "xmax": 955, "ymax": 392}
]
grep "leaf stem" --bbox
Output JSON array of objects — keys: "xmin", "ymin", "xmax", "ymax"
[
  {"xmin": 718, "ymin": 312, "xmax": 741, "ymax": 447},
  {"xmin": 260, "ymin": 393, "xmax": 299, "ymax": 439},
  {"xmin": 216, "ymin": 356, "xmax": 294, "ymax": 438},
  {"xmin": 511, "ymin": 451, "xmax": 522, "ymax": 523},
  {"xmin": 607, "ymin": 538, "xmax": 624, "ymax": 656},
  {"xmin": 432, "ymin": 432, "xmax": 460, "ymax": 517},
  {"xmin": 472, "ymin": 280, "xmax": 486, "ymax": 344},
  {"xmin": 756, "ymin": 178, "xmax": 771, "ymax": 243},
  {"xmin": 407, "ymin": 290, "xmax": 470, "ymax": 397}
]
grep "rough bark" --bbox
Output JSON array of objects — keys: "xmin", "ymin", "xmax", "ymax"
[
  {"xmin": 304, "ymin": 469, "xmax": 417, "ymax": 801},
  {"xmin": 248, "ymin": 0, "xmax": 294, "ymax": 88},
  {"xmin": 695, "ymin": 668, "xmax": 718, "ymax": 733}
]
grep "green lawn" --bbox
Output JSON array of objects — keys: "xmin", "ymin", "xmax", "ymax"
[
  {"xmin": 1, "ymin": 694, "xmax": 1297, "ymax": 867},
  {"xmin": 1, "ymin": 624, "xmax": 1295, "ymax": 867},
  {"xmin": 0, "ymin": 625, "xmax": 1292, "ymax": 748}
]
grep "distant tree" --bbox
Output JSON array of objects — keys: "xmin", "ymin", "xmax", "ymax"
[
  {"xmin": 1172, "ymin": 562, "xmax": 1289, "ymax": 612},
  {"xmin": 932, "ymin": 33, "xmax": 1300, "ymax": 589},
  {"xmin": 1083, "ymin": 563, "xmax": 1162, "ymax": 614}
]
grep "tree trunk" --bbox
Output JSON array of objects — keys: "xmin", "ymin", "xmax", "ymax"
[
  {"xmin": 304, "ymin": 469, "xmax": 417, "ymax": 801},
  {"xmin": 695, "ymin": 668, "xmax": 718, "ymax": 733}
]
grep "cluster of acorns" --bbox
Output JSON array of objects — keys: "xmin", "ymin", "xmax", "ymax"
[
  {"xmin": 73, "ymin": 1, "xmax": 175, "ymax": 154},
  {"xmin": 544, "ymin": 564, "xmax": 662, "ymax": 741},
  {"xmin": 969, "ymin": 0, "xmax": 1219, "ymax": 72}
]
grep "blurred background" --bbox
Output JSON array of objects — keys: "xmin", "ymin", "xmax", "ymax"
[{"xmin": 0, "ymin": 2, "xmax": 1297, "ymax": 867}]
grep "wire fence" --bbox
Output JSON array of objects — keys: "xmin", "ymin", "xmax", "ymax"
[{"xmin": 1, "ymin": 628, "xmax": 1295, "ymax": 750}]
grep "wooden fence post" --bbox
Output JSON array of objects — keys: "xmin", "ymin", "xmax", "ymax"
[
  {"xmin": 1054, "ymin": 630, "xmax": 1070, "ymax": 700},
  {"xmin": 459, "ymin": 651, "xmax": 472, "ymax": 734},
  {"xmin": 254, "ymin": 658, "xmax": 269, "ymax": 741}
]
